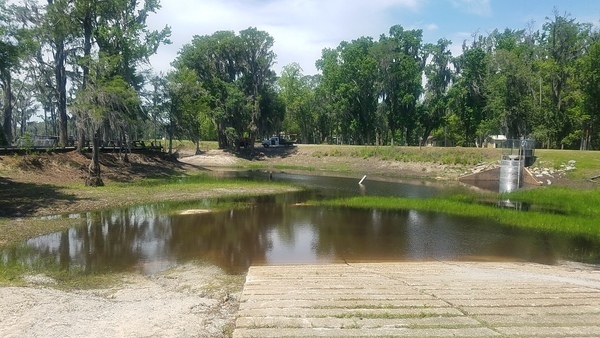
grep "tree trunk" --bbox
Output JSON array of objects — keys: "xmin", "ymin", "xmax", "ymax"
[
  {"xmin": 86, "ymin": 128, "xmax": 104, "ymax": 187},
  {"xmin": 77, "ymin": 9, "xmax": 94, "ymax": 153},
  {"xmin": 2, "ymin": 73, "xmax": 13, "ymax": 144},
  {"xmin": 55, "ymin": 39, "xmax": 68, "ymax": 147}
]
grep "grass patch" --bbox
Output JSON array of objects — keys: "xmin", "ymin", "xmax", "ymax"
[
  {"xmin": 333, "ymin": 311, "xmax": 458, "ymax": 319},
  {"xmin": 0, "ymin": 244, "xmax": 120, "ymax": 289},
  {"xmin": 314, "ymin": 186, "xmax": 600, "ymax": 239},
  {"xmin": 335, "ymin": 146, "xmax": 494, "ymax": 166},
  {"xmin": 534, "ymin": 149, "xmax": 600, "ymax": 180},
  {"xmin": 242, "ymin": 163, "xmax": 317, "ymax": 171}
]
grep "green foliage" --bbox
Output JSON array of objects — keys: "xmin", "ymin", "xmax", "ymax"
[
  {"xmin": 3, "ymin": 2, "xmax": 600, "ymax": 154},
  {"xmin": 173, "ymin": 28, "xmax": 277, "ymax": 149},
  {"xmin": 16, "ymin": 131, "xmax": 33, "ymax": 153},
  {"xmin": 317, "ymin": 187, "xmax": 600, "ymax": 239}
]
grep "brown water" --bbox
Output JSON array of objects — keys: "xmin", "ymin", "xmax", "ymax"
[{"xmin": 3, "ymin": 173, "xmax": 600, "ymax": 274}]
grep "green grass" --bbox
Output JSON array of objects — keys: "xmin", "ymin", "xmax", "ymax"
[
  {"xmin": 533, "ymin": 149, "xmax": 600, "ymax": 180},
  {"xmin": 315, "ymin": 186, "xmax": 600, "ymax": 239},
  {"xmin": 311, "ymin": 145, "xmax": 496, "ymax": 166},
  {"xmin": 302, "ymin": 144, "xmax": 600, "ymax": 181},
  {"xmin": 99, "ymin": 172, "xmax": 297, "ymax": 198}
]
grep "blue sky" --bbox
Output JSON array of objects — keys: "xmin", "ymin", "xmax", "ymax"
[{"xmin": 143, "ymin": 0, "xmax": 599, "ymax": 75}]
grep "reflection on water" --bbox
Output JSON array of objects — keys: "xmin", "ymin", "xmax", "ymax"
[{"xmin": 2, "ymin": 173, "xmax": 600, "ymax": 274}]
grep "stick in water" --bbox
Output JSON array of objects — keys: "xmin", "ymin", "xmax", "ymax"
[{"xmin": 359, "ymin": 175, "xmax": 367, "ymax": 185}]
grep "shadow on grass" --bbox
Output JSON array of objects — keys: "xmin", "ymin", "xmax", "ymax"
[
  {"xmin": 84, "ymin": 151, "xmax": 209, "ymax": 183},
  {"xmin": 236, "ymin": 146, "xmax": 298, "ymax": 160},
  {"xmin": 0, "ymin": 177, "xmax": 78, "ymax": 218}
]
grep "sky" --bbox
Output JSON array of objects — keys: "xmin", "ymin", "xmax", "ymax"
[{"xmin": 145, "ymin": 0, "xmax": 600, "ymax": 76}]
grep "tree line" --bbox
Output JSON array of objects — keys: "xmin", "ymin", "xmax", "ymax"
[
  {"xmin": 287, "ymin": 11, "xmax": 600, "ymax": 150},
  {"xmin": 1, "ymin": 2, "xmax": 599, "ymax": 184},
  {"xmin": 168, "ymin": 9, "xmax": 600, "ymax": 151}
]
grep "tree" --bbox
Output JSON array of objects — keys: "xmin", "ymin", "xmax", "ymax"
[
  {"xmin": 538, "ymin": 10, "xmax": 590, "ymax": 148},
  {"xmin": 578, "ymin": 40, "xmax": 600, "ymax": 149},
  {"xmin": 316, "ymin": 37, "xmax": 379, "ymax": 145},
  {"xmin": 449, "ymin": 42, "xmax": 488, "ymax": 146},
  {"xmin": 316, "ymin": 47, "xmax": 346, "ymax": 143},
  {"xmin": 485, "ymin": 29, "xmax": 536, "ymax": 139},
  {"xmin": 238, "ymin": 27, "xmax": 276, "ymax": 143},
  {"xmin": 45, "ymin": 0, "xmax": 74, "ymax": 147},
  {"xmin": 72, "ymin": 61, "xmax": 140, "ymax": 186},
  {"xmin": 376, "ymin": 25, "xmax": 425, "ymax": 146},
  {"xmin": 70, "ymin": 0, "xmax": 170, "ymax": 185},
  {"xmin": 0, "ymin": 0, "xmax": 27, "ymax": 145},
  {"xmin": 278, "ymin": 63, "xmax": 317, "ymax": 143},
  {"xmin": 173, "ymin": 28, "xmax": 277, "ymax": 149},
  {"xmin": 420, "ymin": 38, "xmax": 453, "ymax": 143},
  {"xmin": 167, "ymin": 67, "xmax": 209, "ymax": 154}
]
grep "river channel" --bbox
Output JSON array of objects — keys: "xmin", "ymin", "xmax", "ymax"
[{"xmin": 4, "ymin": 172, "xmax": 600, "ymax": 274}]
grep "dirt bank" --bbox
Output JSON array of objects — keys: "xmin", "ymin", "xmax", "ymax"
[{"xmin": 0, "ymin": 263, "xmax": 241, "ymax": 338}]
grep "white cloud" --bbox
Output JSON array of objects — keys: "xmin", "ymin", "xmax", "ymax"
[
  {"xmin": 147, "ymin": 0, "xmax": 423, "ymax": 75},
  {"xmin": 450, "ymin": 0, "xmax": 492, "ymax": 17},
  {"xmin": 425, "ymin": 23, "xmax": 439, "ymax": 31}
]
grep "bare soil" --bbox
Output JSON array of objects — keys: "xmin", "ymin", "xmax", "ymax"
[{"xmin": 0, "ymin": 263, "xmax": 242, "ymax": 338}]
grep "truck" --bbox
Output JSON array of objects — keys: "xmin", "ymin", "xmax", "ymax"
[{"xmin": 261, "ymin": 136, "xmax": 294, "ymax": 148}]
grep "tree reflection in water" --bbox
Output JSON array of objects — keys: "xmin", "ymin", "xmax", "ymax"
[{"xmin": 3, "ymin": 176, "xmax": 600, "ymax": 274}]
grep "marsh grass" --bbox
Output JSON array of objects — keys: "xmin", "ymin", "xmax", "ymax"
[{"xmin": 317, "ymin": 186, "xmax": 600, "ymax": 239}]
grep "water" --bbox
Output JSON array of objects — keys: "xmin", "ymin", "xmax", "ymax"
[{"xmin": 3, "ymin": 173, "xmax": 599, "ymax": 274}]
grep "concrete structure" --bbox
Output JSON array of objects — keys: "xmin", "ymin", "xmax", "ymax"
[{"xmin": 234, "ymin": 262, "xmax": 600, "ymax": 337}]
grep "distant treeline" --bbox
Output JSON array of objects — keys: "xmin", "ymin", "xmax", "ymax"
[{"xmin": 1, "ymin": 1, "xmax": 598, "ymax": 156}]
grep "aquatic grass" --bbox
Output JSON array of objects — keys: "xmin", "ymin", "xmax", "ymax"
[
  {"xmin": 316, "ymin": 191, "xmax": 600, "ymax": 239},
  {"xmin": 273, "ymin": 164, "xmax": 316, "ymax": 171},
  {"xmin": 504, "ymin": 186, "xmax": 600, "ymax": 218}
]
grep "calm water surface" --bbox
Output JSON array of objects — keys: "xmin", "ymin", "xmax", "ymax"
[{"xmin": 3, "ymin": 172, "xmax": 599, "ymax": 274}]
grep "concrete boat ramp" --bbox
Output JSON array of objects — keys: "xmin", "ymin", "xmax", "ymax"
[{"xmin": 233, "ymin": 261, "xmax": 600, "ymax": 337}]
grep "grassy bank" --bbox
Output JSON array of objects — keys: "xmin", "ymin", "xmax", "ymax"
[
  {"xmin": 0, "ymin": 173, "xmax": 298, "ymax": 249},
  {"xmin": 234, "ymin": 143, "xmax": 600, "ymax": 182},
  {"xmin": 316, "ymin": 186, "xmax": 600, "ymax": 239}
]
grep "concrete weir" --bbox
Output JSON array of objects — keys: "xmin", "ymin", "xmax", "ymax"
[
  {"xmin": 233, "ymin": 262, "xmax": 600, "ymax": 337},
  {"xmin": 459, "ymin": 166, "xmax": 542, "ymax": 191}
]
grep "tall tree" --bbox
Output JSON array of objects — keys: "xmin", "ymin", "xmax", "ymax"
[
  {"xmin": 449, "ymin": 42, "xmax": 488, "ymax": 146},
  {"xmin": 578, "ymin": 40, "xmax": 600, "ymax": 149},
  {"xmin": 167, "ymin": 67, "xmax": 209, "ymax": 154},
  {"xmin": 316, "ymin": 47, "xmax": 346, "ymax": 143},
  {"xmin": 279, "ymin": 63, "xmax": 317, "ymax": 143},
  {"xmin": 379, "ymin": 25, "xmax": 425, "ymax": 146},
  {"xmin": 45, "ymin": 0, "xmax": 74, "ymax": 146},
  {"xmin": 317, "ymin": 38, "xmax": 379, "ymax": 144},
  {"xmin": 72, "ymin": 0, "xmax": 170, "ymax": 185},
  {"xmin": 238, "ymin": 27, "xmax": 276, "ymax": 144},
  {"xmin": 174, "ymin": 28, "xmax": 277, "ymax": 149},
  {"xmin": 420, "ymin": 38, "xmax": 453, "ymax": 143},
  {"xmin": 485, "ymin": 29, "xmax": 536, "ymax": 139},
  {"xmin": 0, "ymin": 0, "xmax": 25, "ymax": 144},
  {"xmin": 538, "ymin": 10, "xmax": 590, "ymax": 148}
]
